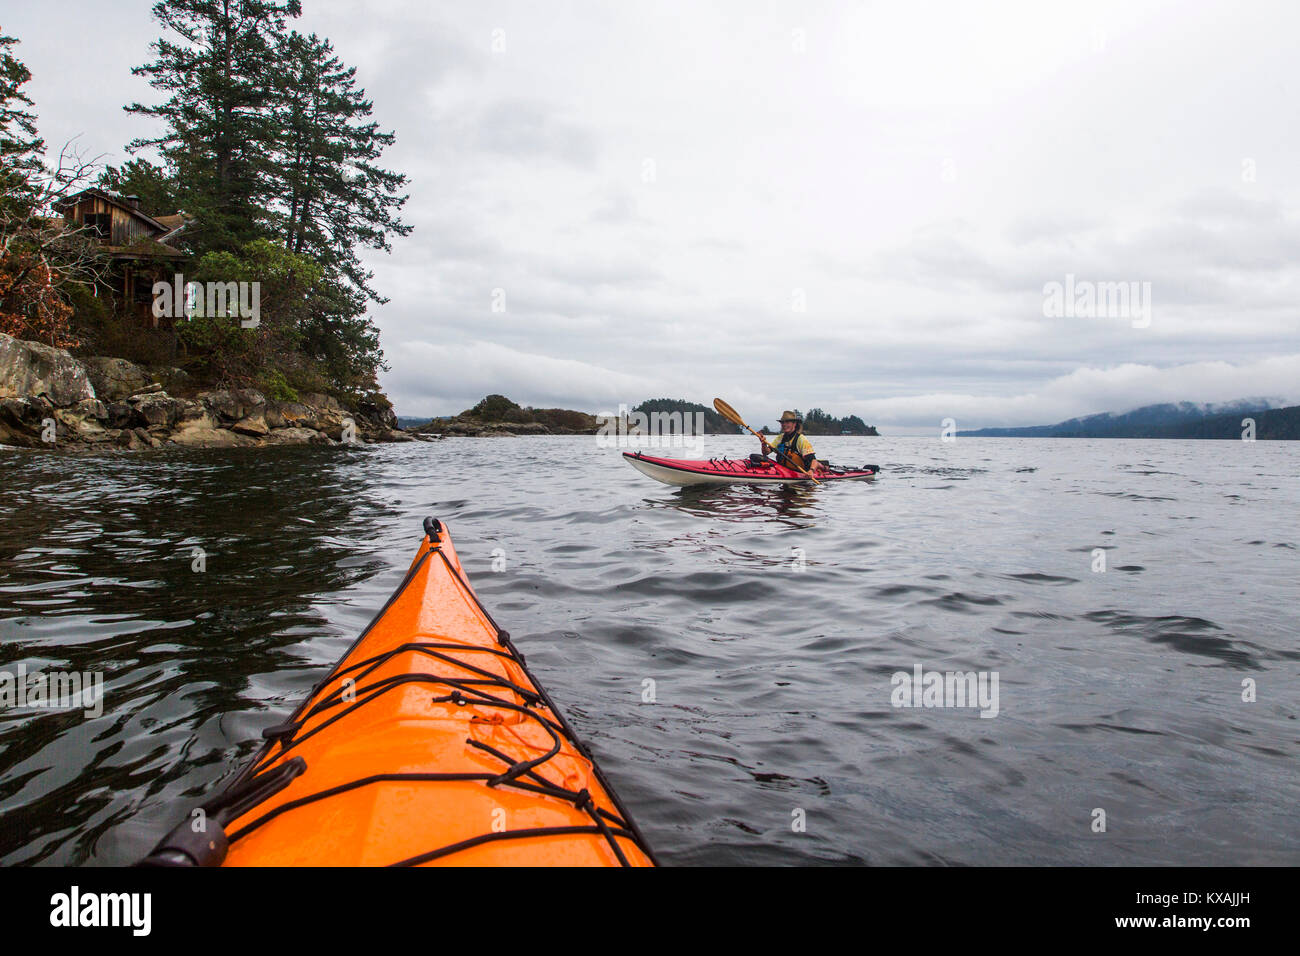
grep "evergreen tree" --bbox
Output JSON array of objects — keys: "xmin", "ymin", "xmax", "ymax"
[
  {"xmin": 264, "ymin": 30, "xmax": 408, "ymax": 392},
  {"xmin": 298, "ymin": 280, "xmax": 388, "ymax": 392},
  {"xmin": 272, "ymin": 31, "xmax": 410, "ymax": 303},
  {"xmin": 125, "ymin": 0, "xmax": 301, "ymax": 252},
  {"xmin": 0, "ymin": 29, "xmax": 43, "ymax": 215},
  {"xmin": 840, "ymin": 414, "xmax": 870, "ymax": 435}
]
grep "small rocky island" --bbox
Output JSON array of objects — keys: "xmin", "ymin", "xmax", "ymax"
[{"xmin": 408, "ymin": 394, "xmax": 600, "ymax": 438}]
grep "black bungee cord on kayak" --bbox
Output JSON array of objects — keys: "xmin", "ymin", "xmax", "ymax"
[{"xmin": 142, "ymin": 517, "xmax": 656, "ymax": 867}]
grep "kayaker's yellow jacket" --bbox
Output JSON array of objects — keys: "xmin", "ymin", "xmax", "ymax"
[{"xmin": 767, "ymin": 432, "xmax": 815, "ymax": 466}]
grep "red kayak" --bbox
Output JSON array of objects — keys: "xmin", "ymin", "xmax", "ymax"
[{"xmin": 622, "ymin": 451, "xmax": 879, "ymax": 486}]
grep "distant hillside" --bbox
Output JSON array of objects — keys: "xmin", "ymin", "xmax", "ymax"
[
  {"xmin": 961, "ymin": 399, "xmax": 1286, "ymax": 438},
  {"xmin": 1162, "ymin": 404, "xmax": 1300, "ymax": 439},
  {"xmin": 396, "ymin": 416, "xmax": 435, "ymax": 429},
  {"xmin": 633, "ymin": 399, "xmax": 740, "ymax": 433}
]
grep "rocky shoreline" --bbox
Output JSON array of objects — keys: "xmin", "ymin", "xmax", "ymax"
[{"xmin": 0, "ymin": 333, "xmax": 413, "ymax": 451}]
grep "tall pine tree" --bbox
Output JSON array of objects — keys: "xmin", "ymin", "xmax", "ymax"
[
  {"xmin": 125, "ymin": 0, "xmax": 300, "ymax": 252},
  {"xmin": 268, "ymin": 30, "xmax": 408, "ymax": 391},
  {"xmin": 272, "ymin": 31, "xmax": 410, "ymax": 304},
  {"xmin": 0, "ymin": 29, "xmax": 44, "ymax": 216}
]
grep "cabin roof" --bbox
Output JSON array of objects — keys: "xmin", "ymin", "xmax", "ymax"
[{"xmin": 55, "ymin": 187, "xmax": 176, "ymax": 235}]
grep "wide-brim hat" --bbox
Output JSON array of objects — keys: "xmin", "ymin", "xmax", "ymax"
[{"xmin": 779, "ymin": 410, "xmax": 801, "ymax": 422}]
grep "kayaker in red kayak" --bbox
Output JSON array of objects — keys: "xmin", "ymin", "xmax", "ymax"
[{"xmin": 760, "ymin": 410, "xmax": 824, "ymax": 473}]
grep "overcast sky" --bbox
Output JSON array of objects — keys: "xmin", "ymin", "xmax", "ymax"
[{"xmin": 8, "ymin": 0, "xmax": 1300, "ymax": 429}]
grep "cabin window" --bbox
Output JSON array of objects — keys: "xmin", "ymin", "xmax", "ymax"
[{"xmin": 82, "ymin": 213, "xmax": 111, "ymax": 240}]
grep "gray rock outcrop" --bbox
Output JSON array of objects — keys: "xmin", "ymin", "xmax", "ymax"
[{"xmin": 0, "ymin": 333, "xmax": 410, "ymax": 451}]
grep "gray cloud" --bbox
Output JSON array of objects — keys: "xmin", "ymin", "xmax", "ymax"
[{"xmin": 467, "ymin": 99, "xmax": 598, "ymax": 167}]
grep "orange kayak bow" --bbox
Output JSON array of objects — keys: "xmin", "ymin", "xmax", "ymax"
[{"xmin": 144, "ymin": 517, "xmax": 655, "ymax": 867}]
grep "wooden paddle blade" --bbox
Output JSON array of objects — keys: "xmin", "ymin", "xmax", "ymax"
[{"xmin": 712, "ymin": 397, "xmax": 743, "ymax": 425}]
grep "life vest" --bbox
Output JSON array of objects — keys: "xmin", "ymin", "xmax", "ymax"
[{"xmin": 774, "ymin": 428, "xmax": 811, "ymax": 467}]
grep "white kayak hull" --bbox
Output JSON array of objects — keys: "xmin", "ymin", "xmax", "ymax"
[{"xmin": 622, "ymin": 452, "xmax": 878, "ymax": 487}]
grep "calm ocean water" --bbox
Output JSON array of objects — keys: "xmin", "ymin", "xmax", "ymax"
[{"xmin": 1, "ymin": 435, "xmax": 1296, "ymax": 865}]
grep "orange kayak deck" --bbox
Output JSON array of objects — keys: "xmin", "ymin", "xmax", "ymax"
[{"xmin": 144, "ymin": 518, "xmax": 655, "ymax": 867}]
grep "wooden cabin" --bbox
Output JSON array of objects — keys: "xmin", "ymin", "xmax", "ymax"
[{"xmin": 55, "ymin": 188, "xmax": 188, "ymax": 326}]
